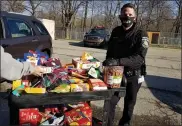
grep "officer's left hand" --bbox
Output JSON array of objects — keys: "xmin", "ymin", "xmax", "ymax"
[{"xmin": 103, "ymin": 58, "xmax": 120, "ymax": 66}]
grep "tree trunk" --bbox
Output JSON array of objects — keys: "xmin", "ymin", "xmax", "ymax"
[
  {"xmin": 90, "ymin": 0, "xmax": 94, "ymax": 28},
  {"xmin": 65, "ymin": 27, "xmax": 69, "ymax": 39},
  {"xmin": 104, "ymin": 1, "xmax": 109, "ymax": 28},
  {"xmin": 83, "ymin": 0, "xmax": 88, "ymax": 32},
  {"xmin": 174, "ymin": 0, "xmax": 181, "ymax": 35}
]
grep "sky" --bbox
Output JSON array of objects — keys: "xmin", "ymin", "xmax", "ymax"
[
  {"xmin": 22, "ymin": 0, "xmax": 178, "ymax": 18},
  {"xmin": 22, "ymin": 1, "xmax": 32, "ymax": 16}
]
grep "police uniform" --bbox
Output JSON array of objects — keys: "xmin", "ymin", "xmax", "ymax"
[{"xmin": 105, "ymin": 23, "xmax": 149, "ymax": 126}]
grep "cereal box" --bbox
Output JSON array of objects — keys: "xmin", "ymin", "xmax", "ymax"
[
  {"xmin": 19, "ymin": 108, "xmax": 42, "ymax": 126},
  {"xmin": 72, "ymin": 57, "xmax": 100, "ymax": 70},
  {"xmin": 88, "ymin": 79, "xmax": 108, "ymax": 91}
]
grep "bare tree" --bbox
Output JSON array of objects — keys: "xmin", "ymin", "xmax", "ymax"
[
  {"xmin": 171, "ymin": 0, "xmax": 182, "ymax": 35},
  {"xmin": 2, "ymin": 0, "xmax": 24, "ymax": 12},
  {"xmin": 132, "ymin": 0, "xmax": 144, "ymax": 24},
  {"xmin": 155, "ymin": 1, "xmax": 173, "ymax": 31},
  {"xmin": 24, "ymin": 0, "xmax": 43, "ymax": 16},
  {"xmin": 90, "ymin": 0, "xmax": 95, "ymax": 28},
  {"xmin": 83, "ymin": 0, "xmax": 89, "ymax": 32},
  {"xmin": 60, "ymin": 0, "xmax": 85, "ymax": 39},
  {"xmin": 104, "ymin": 0, "xmax": 121, "ymax": 29},
  {"xmin": 144, "ymin": 0, "xmax": 161, "ymax": 30}
]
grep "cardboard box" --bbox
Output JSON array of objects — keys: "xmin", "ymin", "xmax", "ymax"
[
  {"xmin": 19, "ymin": 108, "xmax": 42, "ymax": 126},
  {"xmin": 12, "ymin": 80, "xmax": 22, "ymax": 90},
  {"xmin": 72, "ymin": 58, "xmax": 100, "ymax": 70},
  {"xmin": 88, "ymin": 79, "xmax": 108, "ymax": 91}
]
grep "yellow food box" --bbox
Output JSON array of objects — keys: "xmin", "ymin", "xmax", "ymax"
[
  {"xmin": 25, "ymin": 87, "xmax": 46, "ymax": 93},
  {"xmin": 12, "ymin": 80, "xmax": 22, "ymax": 90},
  {"xmin": 70, "ymin": 83, "xmax": 90, "ymax": 92}
]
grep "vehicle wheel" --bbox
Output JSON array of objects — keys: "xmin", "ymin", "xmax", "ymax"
[{"xmin": 100, "ymin": 41, "xmax": 106, "ymax": 48}]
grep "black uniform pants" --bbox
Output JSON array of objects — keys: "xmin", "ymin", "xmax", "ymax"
[{"xmin": 108, "ymin": 75, "xmax": 142, "ymax": 126}]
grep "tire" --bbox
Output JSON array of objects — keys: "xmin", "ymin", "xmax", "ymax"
[{"xmin": 100, "ymin": 41, "xmax": 106, "ymax": 48}]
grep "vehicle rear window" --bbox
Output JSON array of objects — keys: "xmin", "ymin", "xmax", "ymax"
[
  {"xmin": 0, "ymin": 19, "xmax": 4, "ymax": 39},
  {"xmin": 33, "ymin": 21, "xmax": 49, "ymax": 35},
  {"xmin": 89, "ymin": 29, "xmax": 106, "ymax": 35},
  {"xmin": 7, "ymin": 18, "xmax": 33, "ymax": 38}
]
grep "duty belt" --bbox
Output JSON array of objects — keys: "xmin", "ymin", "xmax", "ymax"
[{"xmin": 124, "ymin": 69, "xmax": 141, "ymax": 77}]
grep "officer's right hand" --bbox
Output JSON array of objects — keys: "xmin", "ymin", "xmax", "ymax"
[{"xmin": 103, "ymin": 58, "xmax": 120, "ymax": 66}]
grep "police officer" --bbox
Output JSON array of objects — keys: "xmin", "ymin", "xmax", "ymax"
[{"xmin": 103, "ymin": 3, "xmax": 149, "ymax": 126}]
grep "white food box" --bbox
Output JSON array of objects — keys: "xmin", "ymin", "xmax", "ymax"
[{"xmin": 72, "ymin": 57, "xmax": 101, "ymax": 70}]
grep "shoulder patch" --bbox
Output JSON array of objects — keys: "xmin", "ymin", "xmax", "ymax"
[{"xmin": 142, "ymin": 37, "xmax": 149, "ymax": 48}]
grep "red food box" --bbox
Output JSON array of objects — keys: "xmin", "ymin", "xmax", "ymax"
[
  {"xmin": 65, "ymin": 103, "xmax": 92, "ymax": 126},
  {"xmin": 19, "ymin": 108, "xmax": 42, "ymax": 126},
  {"xmin": 88, "ymin": 79, "xmax": 108, "ymax": 91},
  {"xmin": 45, "ymin": 107, "xmax": 59, "ymax": 114}
]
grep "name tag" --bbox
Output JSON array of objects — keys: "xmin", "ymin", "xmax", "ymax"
[{"xmin": 138, "ymin": 76, "xmax": 145, "ymax": 83}]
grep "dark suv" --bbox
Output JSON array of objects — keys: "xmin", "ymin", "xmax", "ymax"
[
  {"xmin": 0, "ymin": 11, "xmax": 52, "ymax": 58},
  {"xmin": 83, "ymin": 26, "xmax": 110, "ymax": 47}
]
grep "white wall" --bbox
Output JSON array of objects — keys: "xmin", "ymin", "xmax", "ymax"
[{"xmin": 38, "ymin": 18, "xmax": 55, "ymax": 40}]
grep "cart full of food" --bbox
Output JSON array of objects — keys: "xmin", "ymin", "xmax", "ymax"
[{"xmin": 9, "ymin": 50, "xmax": 125, "ymax": 126}]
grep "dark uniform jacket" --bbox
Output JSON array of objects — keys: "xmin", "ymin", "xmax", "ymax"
[{"xmin": 106, "ymin": 23, "xmax": 149, "ymax": 72}]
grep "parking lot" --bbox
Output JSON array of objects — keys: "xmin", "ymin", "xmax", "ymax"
[
  {"xmin": 0, "ymin": 39, "xmax": 181, "ymax": 125},
  {"xmin": 52, "ymin": 39, "xmax": 182, "ymax": 125}
]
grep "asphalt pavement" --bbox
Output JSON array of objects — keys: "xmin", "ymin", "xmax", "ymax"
[
  {"xmin": 52, "ymin": 39, "xmax": 182, "ymax": 125},
  {"xmin": 0, "ymin": 39, "xmax": 181, "ymax": 125}
]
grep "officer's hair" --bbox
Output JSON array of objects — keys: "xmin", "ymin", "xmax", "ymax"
[{"xmin": 121, "ymin": 3, "xmax": 136, "ymax": 13}]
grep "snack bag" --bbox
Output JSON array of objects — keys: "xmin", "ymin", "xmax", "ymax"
[
  {"xmin": 49, "ymin": 84, "xmax": 70, "ymax": 93},
  {"xmin": 70, "ymin": 83, "xmax": 90, "ymax": 92},
  {"xmin": 44, "ymin": 58, "xmax": 62, "ymax": 68},
  {"xmin": 69, "ymin": 78, "xmax": 84, "ymax": 84},
  {"xmin": 26, "ymin": 56, "xmax": 38, "ymax": 66},
  {"xmin": 64, "ymin": 103, "xmax": 92, "ymax": 126},
  {"xmin": 81, "ymin": 52, "xmax": 93, "ymax": 61}
]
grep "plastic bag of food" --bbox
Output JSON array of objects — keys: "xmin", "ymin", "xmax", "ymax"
[
  {"xmin": 70, "ymin": 83, "xmax": 90, "ymax": 92},
  {"xmin": 49, "ymin": 84, "xmax": 70, "ymax": 93},
  {"xmin": 103, "ymin": 66, "xmax": 124, "ymax": 88}
]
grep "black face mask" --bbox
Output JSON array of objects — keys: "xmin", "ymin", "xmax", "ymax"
[{"xmin": 120, "ymin": 16, "xmax": 135, "ymax": 28}]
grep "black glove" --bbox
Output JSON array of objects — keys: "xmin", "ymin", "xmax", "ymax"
[{"xmin": 103, "ymin": 58, "xmax": 120, "ymax": 66}]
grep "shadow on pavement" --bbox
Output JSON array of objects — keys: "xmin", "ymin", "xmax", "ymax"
[
  {"xmin": 68, "ymin": 41, "xmax": 108, "ymax": 50},
  {"xmin": 91, "ymin": 104, "xmax": 177, "ymax": 126},
  {"xmin": 69, "ymin": 41, "xmax": 84, "ymax": 47},
  {"xmin": 145, "ymin": 75, "xmax": 182, "ymax": 114}
]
